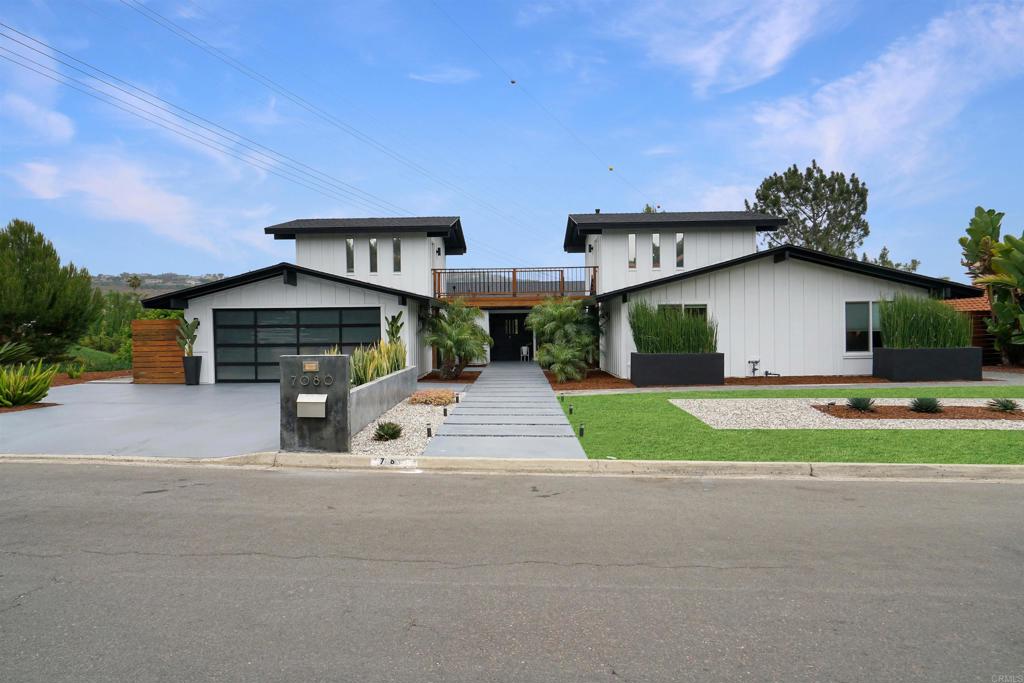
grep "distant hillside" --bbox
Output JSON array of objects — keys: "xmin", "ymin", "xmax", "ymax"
[{"xmin": 92, "ymin": 272, "xmax": 224, "ymax": 296}]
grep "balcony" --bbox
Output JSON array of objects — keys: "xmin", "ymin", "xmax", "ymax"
[{"xmin": 433, "ymin": 266, "xmax": 598, "ymax": 307}]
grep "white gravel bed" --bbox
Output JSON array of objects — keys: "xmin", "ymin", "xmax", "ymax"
[
  {"xmin": 669, "ymin": 398, "xmax": 1024, "ymax": 430},
  {"xmin": 350, "ymin": 398, "xmax": 450, "ymax": 457}
]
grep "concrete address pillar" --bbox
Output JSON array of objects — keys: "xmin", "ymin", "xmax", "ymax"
[{"xmin": 279, "ymin": 355, "xmax": 351, "ymax": 452}]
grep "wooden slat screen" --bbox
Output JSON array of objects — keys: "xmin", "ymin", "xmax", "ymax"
[{"xmin": 132, "ymin": 319, "xmax": 184, "ymax": 384}]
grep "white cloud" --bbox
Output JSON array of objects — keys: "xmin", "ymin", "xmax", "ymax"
[
  {"xmin": 11, "ymin": 155, "xmax": 216, "ymax": 251},
  {"xmin": 642, "ymin": 144, "xmax": 678, "ymax": 157},
  {"xmin": 408, "ymin": 66, "xmax": 479, "ymax": 85},
  {"xmin": 0, "ymin": 93, "xmax": 75, "ymax": 143},
  {"xmin": 610, "ymin": 0, "xmax": 834, "ymax": 95},
  {"xmin": 696, "ymin": 183, "xmax": 750, "ymax": 211},
  {"xmin": 750, "ymin": 2, "xmax": 1024, "ymax": 179}
]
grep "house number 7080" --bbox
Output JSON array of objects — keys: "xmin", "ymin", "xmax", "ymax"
[{"xmin": 290, "ymin": 374, "xmax": 334, "ymax": 386}]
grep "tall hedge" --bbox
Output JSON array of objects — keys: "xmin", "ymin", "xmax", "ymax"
[{"xmin": 0, "ymin": 218, "xmax": 102, "ymax": 359}]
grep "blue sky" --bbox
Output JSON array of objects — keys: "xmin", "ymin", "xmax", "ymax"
[{"xmin": 2, "ymin": 0, "xmax": 1023, "ymax": 282}]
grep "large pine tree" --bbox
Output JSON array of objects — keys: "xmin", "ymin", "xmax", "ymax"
[
  {"xmin": 0, "ymin": 219, "xmax": 102, "ymax": 359},
  {"xmin": 746, "ymin": 160, "xmax": 870, "ymax": 257}
]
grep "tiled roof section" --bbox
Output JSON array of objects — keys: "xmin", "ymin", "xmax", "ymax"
[{"xmin": 944, "ymin": 295, "xmax": 990, "ymax": 312}]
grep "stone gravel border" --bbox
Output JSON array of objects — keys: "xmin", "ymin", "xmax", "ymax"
[
  {"xmin": 350, "ymin": 398, "xmax": 451, "ymax": 457},
  {"xmin": 669, "ymin": 398, "xmax": 1024, "ymax": 430}
]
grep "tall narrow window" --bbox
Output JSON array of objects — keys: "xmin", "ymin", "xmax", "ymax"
[
  {"xmin": 368, "ymin": 238, "xmax": 378, "ymax": 273},
  {"xmin": 627, "ymin": 233, "xmax": 637, "ymax": 269},
  {"xmin": 845, "ymin": 302, "xmax": 870, "ymax": 352},
  {"xmin": 345, "ymin": 238, "xmax": 355, "ymax": 273},
  {"xmin": 676, "ymin": 233, "xmax": 685, "ymax": 268},
  {"xmin": 871, "ymin": 302, "xmax": 883, "ymax": 350},
  {"xmin": 392, "ymin": 237, "xmax": 401, "ymax": 273},
  {"xmin": 651, "ymin": 233, "xmax": 661, "ymax": 269}
]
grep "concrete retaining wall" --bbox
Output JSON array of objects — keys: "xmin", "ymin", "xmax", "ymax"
[{"xmin": 348, "ymin": 366, "xmax": 418, "ymax": 436}]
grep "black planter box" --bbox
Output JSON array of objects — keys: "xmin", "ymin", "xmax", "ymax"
[
  {"xmin": 872, "ymin": 347, "xmax": 982, "ymax": 382},
  {"xmin": 630, "ymin": 352, "xmax": 725, "ymax": 387},
  {"xmin": 183, "ymin": 356, "xmax": 203, "ymax": 385}
]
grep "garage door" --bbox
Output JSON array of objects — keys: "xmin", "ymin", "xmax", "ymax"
[{"xmin": 213, "ymin": 308, "xmax": 381, "ymax": 382}]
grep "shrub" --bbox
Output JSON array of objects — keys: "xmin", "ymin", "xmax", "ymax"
[
  {"xmin": 537, "ymin": 342, "xmax": 587, "ymax": 382},
  {"xmin": 909, "ymin": 397, "xmax": 943, "ymax": 413},
  {"xmin": 350, "ymin": 339, "xmax": 406, "ymax": 386},
  {"xmin": 878, "ymin": 294, "xmax": 972, "ymax": 349},
  {"xmin": 628, "ymin": 301, "xmax": 718, "ymax": 354},
  {"xmin": 526, "ymin": 298, "xmax": 599, "ymax": 368},
  {"xmin": 846, "ymin": 397, "xmax": 875, "ymax": 412},
  {"xmin": 410, "ymin": 390, "xmax": 456, "ymax": 406},
  {"xmin": 373, "ymin": 421, "xmax": 403, "ymax": 441},
  {"xmin": 64, "ymin": 362, "xmax": 84, "ymax": 379},
  {"xmin": 987, "ymin": 397, "xmax": 1020, "ymax": 412},
  {"xmin": 0, "ymin": 360, "xmax": 58, "ymax": 407},
  {"xmin": 0, "ymin": 341, "xmax": 33, "ymax": 365}
]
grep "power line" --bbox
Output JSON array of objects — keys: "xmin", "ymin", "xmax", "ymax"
[
  {"xmin": 428, "ymin": 0, "xmax": 659, "ymax": 208},
  {"xmin": 116, "ymin": 0, "xmax": 557, "ymax": 246},
  {"xmin": 0, "ymin": 23, "xmax": 411, "ymax": 217}
]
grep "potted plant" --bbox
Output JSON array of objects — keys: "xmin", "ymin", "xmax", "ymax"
[
  {"xmin": 176, "ymin": 317, "xmax": 202, "ymax": 385},
  {"xmin": 872, "ymin": 294, "xmax": 981, "ymax": 381},
  {"xmin": 628, "ymin": 301, "xmax": 723, "ymax": 386}
]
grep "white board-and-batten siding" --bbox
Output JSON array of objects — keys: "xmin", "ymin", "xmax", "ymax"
[
  {"xmin": 602, "ymin": 256, "xmax": 927, "ymax": 379},
  {"xmin": 184, "ymin": 273, "xmax": 426, "ymax": 384}
]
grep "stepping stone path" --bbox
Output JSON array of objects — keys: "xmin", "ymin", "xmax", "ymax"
[{"xmin": 422, "ymin": 362, "xmax": 586, "ymax": 459}]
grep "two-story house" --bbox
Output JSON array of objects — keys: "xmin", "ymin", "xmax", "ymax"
[
  {"xmin": 144, "ymin": 210, "xmax": 977, "ymax": 383},
  {"xmin": 565, "ymin": 210, "xmax": 976, "ymax": 378}
]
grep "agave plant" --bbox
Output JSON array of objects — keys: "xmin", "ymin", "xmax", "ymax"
[
  {"xmin": 909, "ymin": 397, "xmax": 943, "ymax": 414},
  {"xmin": 846, "ymin": 397, "xmax": 875, "ymax": 412},
  {"xmin": 373, "ymin": 421, "xmax": 402, "ymax": 441},
  {"xmin": 987, "ymin": 397, "xmax": 1020, "ymax": 413},
  {"xmin": 0, "ymin": 360, "xmax": 58, "ymax": 407}
]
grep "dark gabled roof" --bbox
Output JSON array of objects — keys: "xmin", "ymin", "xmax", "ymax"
[
  {"xmin": 264, "ymin": 216, "xmax": 466, "ymax": 255},
  {"xmin": 141, "ymin": 262, "xmax": 434, "ymax": 310},
  {"xmin": 595, "ymin": 245, "xmax": 981, "ymax": 302},
  {"xmin": 564, "ymin": 211, "xmax": 787, "ymax": 252}
]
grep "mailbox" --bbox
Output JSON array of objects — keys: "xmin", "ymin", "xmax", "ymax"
[{"xmin": 296, "ymin": 393, "xmax": 327, "ymax": 419}]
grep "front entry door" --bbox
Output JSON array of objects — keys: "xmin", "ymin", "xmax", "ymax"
[{"xmin": 488, "ymin": 313, "xmax": 532, "ymax": 361}]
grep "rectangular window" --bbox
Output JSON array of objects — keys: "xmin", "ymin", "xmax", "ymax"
[
  {"xmin": 627, "ymin": 233, "xmax": 636, "ymax": 269},
  {"xmin": 872, "ymin": 301, "xmax": 883, "ymax": 350},
  {"xmin": 345, "ymin": 238, "xmax": 355, "ymax": 273},
  {"xmin": 651, "ymin": 233, "xmax": 661, "ymax": 269},
  {"xmin": 845, "ymin": 302, "xmax": 871, "ymax": 352},
  {"xmin": 684, "ymin": 304, "xmax": 707, "ymax": 318},
  {"xmin": 368, "ymin": 238, "xmax": 377, "ymax": 273},
  {"xmin": 392, "ymin": 237, "xmax": 401, "ymax": 273},
  {"xmin": 676, "ymin": 233, "xmax": 685, "ymax": 268}
]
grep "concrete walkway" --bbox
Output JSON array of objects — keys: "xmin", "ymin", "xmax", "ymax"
[{"xmin": 423, "ymin": 362, "xmax": 586, "ymax": 459}]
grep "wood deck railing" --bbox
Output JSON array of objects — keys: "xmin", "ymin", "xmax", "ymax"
[{"xmin": 433, "ymin": 266, "xmax": 597, "ymax": 302}]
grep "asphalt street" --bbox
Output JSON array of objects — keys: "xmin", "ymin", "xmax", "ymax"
[{"xmin": 1, "ymin": 463, "xmax": 1022, "ymax": 682}]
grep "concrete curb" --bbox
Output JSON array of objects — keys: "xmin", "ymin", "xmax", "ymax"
[{"xmin": 5, "ymin": 451, "xmax": 1023, "ymax": 482}]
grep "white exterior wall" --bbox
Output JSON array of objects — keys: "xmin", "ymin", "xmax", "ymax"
[
  {"xmin": 294, "ymin": 233, "xmax": 443, "ymax": 298},
  {"xmin": 603, "ymin": 257, "xmax": 927, "ymax": 379},
  {"xmin": 183, "ymin": 273, "xmax": 428, "ymax": 384},
  {"xmin": 593, "ymin": 228, "xmax": 756, "ymax": 294}
]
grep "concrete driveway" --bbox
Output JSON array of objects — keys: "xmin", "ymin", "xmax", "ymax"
[{"xmin": 1, "ymin": 382, "xmax": 280, "ymax": 458}]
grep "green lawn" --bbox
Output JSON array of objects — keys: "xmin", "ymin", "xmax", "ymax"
[{"xmin": 562, "ymin": 387, "xmax": 1024, "ymax": 464}]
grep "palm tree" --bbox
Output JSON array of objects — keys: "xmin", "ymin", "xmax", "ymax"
[{"xmin": 424, "ymin": 299, "xmax": 492, "ymax": 379}]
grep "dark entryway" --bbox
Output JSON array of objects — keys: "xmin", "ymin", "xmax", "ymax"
[{"xmin": 488, "ymin": 312, "xmax": 533, "ymax": 361}]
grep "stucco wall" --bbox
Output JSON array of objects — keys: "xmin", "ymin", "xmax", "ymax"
[{"xmin": 603, "ymin": 257, "xmax": 928, "ymax": 379}]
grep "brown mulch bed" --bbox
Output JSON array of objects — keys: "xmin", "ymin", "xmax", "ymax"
[
  {"xmin": 985, "ymin": 365, "xmax": 1024, "ymax": 374},
  {"xmin": 813, "ymin": 404, "xmax": 1024, "ymax": 421},
  {"xmin": 51, "ymin": 370, "xmax": 132, "ymax": 387},
  {"xmin": 545, "ymin": 370, "xmax": 636, "ymax": 391},
  {"xmin": 418, "ymin": 370, "xmax": 480, "ymax": 383},
  {"xmin": 726, "ymin": 375, "xmax": 888, "ymax": 385},
  {"xmin": 0, "ymin": 402, "xmax": 59, "ymax": 414}
]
